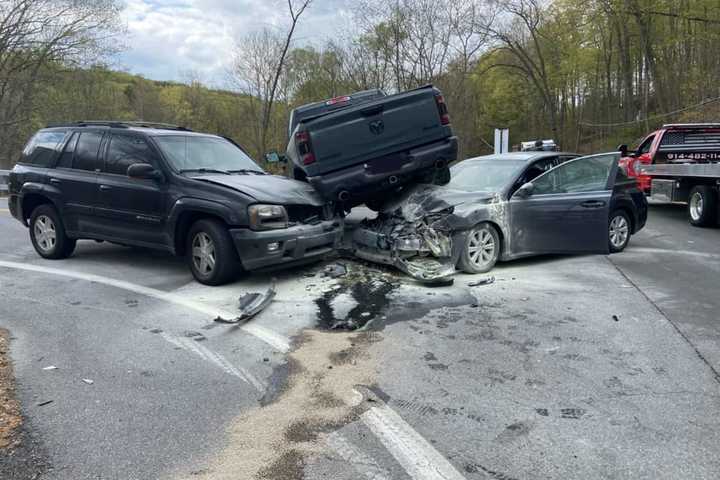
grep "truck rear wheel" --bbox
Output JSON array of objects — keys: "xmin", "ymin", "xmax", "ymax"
[{"xmin": 688, "ymin": 185, "xmax": 718, "ymax": 227}]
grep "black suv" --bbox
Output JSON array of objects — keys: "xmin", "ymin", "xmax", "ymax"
[{"xmin": 8, "ymin": 122, "xmax": 343, "ymax": 285}]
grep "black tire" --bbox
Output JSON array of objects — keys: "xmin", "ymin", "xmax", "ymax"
[
  {"xmin": 29, "ymin": 204, "xmax": 76, "ymax": 259},
  {"xmin": 608, "ymin": 210, "xmax": 631, "ymax": 253},
  {"xmin": 458, "ymin": 223, "xmax": 500, "ymax": 274},
  {"xmin": 186, "ymin": 219, "xmax": 241, "ymax": 286},
  {"xmin": 688, "ymin": 185, "xmax": 718, "ymax": 227}
]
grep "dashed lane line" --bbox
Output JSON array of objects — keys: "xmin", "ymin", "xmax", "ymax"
[
  {"xmin": 159, "ymin": 332, "xmax": 266, "ymax": 391},
  {"xmin": 0, "ymin": 260, "xmax": 290, "ymax": 352},
  {"xmin": 359, "ymin": 394, "xmax": 467, "ymax": 480},
  {"xmin": 325, "ymin": 431, "xmax": 392, "ymax": 480}
]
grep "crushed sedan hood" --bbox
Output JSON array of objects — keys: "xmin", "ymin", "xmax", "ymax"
[
  {"xmin": 380, "ymin": 184, "xmax": 497, "ymax": 222},
  {"xmin": 197, "ymin": 174, "xmax": 325, "ymax": 206}
]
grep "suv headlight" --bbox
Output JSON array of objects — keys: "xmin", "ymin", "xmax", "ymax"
[{"xmin": 248, "ymin": 204, "xmax": 288, "ymax": 230}]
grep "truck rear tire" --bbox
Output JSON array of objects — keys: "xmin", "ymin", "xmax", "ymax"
[{"xmin": 688, "ymin": 185, "xmax": 718, "ymax": 227}]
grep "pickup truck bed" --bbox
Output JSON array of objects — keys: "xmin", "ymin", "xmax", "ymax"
[{"xmin": 286, "ymin": 85, "xmax": 458, "ymax": 207}]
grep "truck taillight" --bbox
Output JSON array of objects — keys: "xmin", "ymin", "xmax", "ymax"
[
  {"xmin": 326, "ymin": 95, "xmax": 351, "ymax": 106},
  {"xmin": 434, "ymin": 94, "xmax": 450, "ymax": 125},
  {"xmin": 295, "ymin": 130, "xmax": 315, "ymax": 165}
]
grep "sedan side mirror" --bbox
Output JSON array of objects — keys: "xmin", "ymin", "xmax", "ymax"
[
  {"xmin": 514, "ymin": 182, "xmax": 535, "ymax": 199},
  {"xmin": 127, "ymin": 163, "xmax": 162, "ymax": 181}
]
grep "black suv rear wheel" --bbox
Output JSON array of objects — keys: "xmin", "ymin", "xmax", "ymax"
[
  {"xmin": 29, "ymin": 204, "xmax": 76, "ymax": 259},
  {"xmin": 186, "ymin": 219, "xmax": 241, "ymax": 285}
]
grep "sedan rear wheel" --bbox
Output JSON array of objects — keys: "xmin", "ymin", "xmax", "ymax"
[
  {"xmin": 608, "ymin": 210, "xmax": 631, "ymax": 253},
  {"xmin": 459, "ymin": 223, "xmax": 500, "ymax": 274}
]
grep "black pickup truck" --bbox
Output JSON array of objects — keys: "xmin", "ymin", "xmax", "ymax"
[{"xmin": 286, "ymin": 85, "xmax": 458, "ymax": 208}]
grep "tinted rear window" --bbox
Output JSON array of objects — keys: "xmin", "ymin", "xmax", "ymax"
[
  {"xmin": 20, "ymin": 130, "xmax": 67, "ymax": 167},
  {"xmin": 74, "ymin": 132, "xmax": 104, "ymax": 171}
]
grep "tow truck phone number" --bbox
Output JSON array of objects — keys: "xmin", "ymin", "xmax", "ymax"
[{"xmin": 666, "ymin": 153, "xmax": 720, "ymax": 161}]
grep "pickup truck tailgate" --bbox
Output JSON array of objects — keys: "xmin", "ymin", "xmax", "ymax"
[{"xmin": 304, "ymin": 88, "xmax": 449, "ymax": 177}]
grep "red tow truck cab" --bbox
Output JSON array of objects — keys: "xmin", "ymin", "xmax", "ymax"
[{"xmin": 619, "ymin": 123, "xmax": 720, "ymax": 193}]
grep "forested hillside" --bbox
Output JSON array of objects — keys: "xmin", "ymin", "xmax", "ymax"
[{"xmin": 3, "ymin": 0, "xmax": 720, "ymax": 169}]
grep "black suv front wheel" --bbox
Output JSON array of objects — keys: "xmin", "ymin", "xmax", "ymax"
[
  {"xmin": 29, "ymin": 204, "xmax": 76, "ymax": 259},
  {"xmin": 186, "ymin": 219, "xmax": 241, "ymax": 285}
]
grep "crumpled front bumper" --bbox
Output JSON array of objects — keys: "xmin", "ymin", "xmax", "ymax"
[
  {"xmin": 350, "ymin": 223, "xmax": 457, "ymax": 283},
  {"xmin": 230, "ymin": 218, "xmax": 343, "ymax": 271}
]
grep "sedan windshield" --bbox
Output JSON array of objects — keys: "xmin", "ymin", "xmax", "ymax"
[
  {"xmin": 154, "ymin": 135, "xmax": 264, "ymax": 174},
  {"xmin": 448, "ymin": 159, "xmax": 526, "ymax": 192}
]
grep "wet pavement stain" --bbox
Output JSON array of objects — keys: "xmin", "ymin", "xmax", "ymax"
[{"xmin": 315, "ymin": 277, "xmax": 399, "ymax": 330}]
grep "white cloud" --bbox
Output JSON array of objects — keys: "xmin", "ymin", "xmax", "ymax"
[{"xmin": 117, "ymin": 0, "xmax": 357, "ymax": 86}]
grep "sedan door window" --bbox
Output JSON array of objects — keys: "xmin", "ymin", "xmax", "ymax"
[{"xmin": 531, "ymin": 154, "xmax": 617, "ymax": 195}]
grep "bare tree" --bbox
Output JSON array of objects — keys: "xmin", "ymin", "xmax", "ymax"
[
  {"xmin": 0, "ymin": 0, "xmax": 122, "ymax": 167},
  {"xmin": 233, "ymin": 0, "xmax": 313, "ymax": 158}
]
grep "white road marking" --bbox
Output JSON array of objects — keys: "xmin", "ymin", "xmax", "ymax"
[
  {"xmin": 325, "ymin": 431, "xmax": 391, "ymax": 480},
  {"xmin": 0, "ymin": 260, "xmax": 290, "ymax": 352},
  {"xmin": 359, "ymin": 401, "xmax": 467, "ymax": 480},
  {"xmin": 160, "ymin": 332, "xmax": 266, "ymax": 391},
  {"xmin": 627, "ymin": 247, "xmax": 720, "ymax": 260}
]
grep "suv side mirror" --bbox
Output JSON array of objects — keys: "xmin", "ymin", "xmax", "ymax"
[
  {"xmin": 618, "ymin": 144, "xmax": 628, "ymax": 157},
  {"xmin": 514, "ymin": 182, "xmax": 535, "ymax": 199},
  {"xmin": 127, "ymin": 163, "xmax": 162, "ymax": 181}
]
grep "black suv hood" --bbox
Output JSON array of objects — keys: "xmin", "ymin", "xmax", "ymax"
[{"xmin": 197, "ymin": 175, "xmax": 325, "ymax": 206}]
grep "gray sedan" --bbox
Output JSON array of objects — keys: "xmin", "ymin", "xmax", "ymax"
[{"xmin": 350, "ymin": 151, "xmax": 647, "ymax": 281}]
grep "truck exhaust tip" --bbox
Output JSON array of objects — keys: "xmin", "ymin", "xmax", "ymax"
[
  {"xmin": 338, "ymin": 191, "xmax": 350, "ymax": 201},
  {"xmin": 388, "ymin": 176, "xmax": 399, "ymax": 185}
]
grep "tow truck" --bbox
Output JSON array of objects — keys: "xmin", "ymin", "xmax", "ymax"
[{"xmin": 628, "ymin": 123, "xmax": 720, "ymax": 227}]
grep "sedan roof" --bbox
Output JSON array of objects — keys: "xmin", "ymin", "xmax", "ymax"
[{"xmin": 463, "ymin": 152, "xmax": 578, "ymax": 163}]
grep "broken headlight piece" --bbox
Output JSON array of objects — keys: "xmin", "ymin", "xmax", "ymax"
[{"xmin": 248, "ymin": 204, "xmax": 289, "ymax": 230}]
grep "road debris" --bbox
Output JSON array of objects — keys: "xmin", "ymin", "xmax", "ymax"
[
  {"xmin": 36, "ymin": 400, "xmax": 53, "ymax": 407},
  {"xmin": 41, "ymin": 365, "xmax": 58, "ymax": 371},
  {"xmin": 613, "ymin": 315, "xmax": 620, "ymax": 322},
  {"xmin": 323, "ymin": 263, "xmax": 347, "ymax": 278},
  {"xmin": 81, "ymin": 378, "xmax": 94, "ymax": 385},
  {"xmin": 468, "ymin": 276, "xmax": 495, "ymax": 287},
  {"xmin": 214, "ymin": 283, "xmax": 276, "ymax": 325}
]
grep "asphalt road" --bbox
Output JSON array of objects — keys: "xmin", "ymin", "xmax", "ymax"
[{"xmin": 0, "ymin": 196, "xmax": 719, "ymax": 480}]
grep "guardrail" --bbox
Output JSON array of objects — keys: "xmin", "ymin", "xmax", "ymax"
[{"xmin": 0, "ymin": 169, "xmax": 9, "ymax": 195}]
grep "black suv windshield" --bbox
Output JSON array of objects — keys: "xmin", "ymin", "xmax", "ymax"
[{"xmin": 154, "ymin": 135, "xmax": 264, "ymax": 174}]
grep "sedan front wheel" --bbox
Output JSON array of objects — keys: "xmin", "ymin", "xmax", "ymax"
[{"xmin": 458, "ymin": 223, "xmax": 500, "ymax": 274}]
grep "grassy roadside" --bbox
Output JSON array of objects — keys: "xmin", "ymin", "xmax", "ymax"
[
  {"xmin": 0, "ymin": 329, "xmax": 47, "ymax": 479},
  {"xmin": 0, "ymin": 328, "xmax": 21, "ymax": 450}
]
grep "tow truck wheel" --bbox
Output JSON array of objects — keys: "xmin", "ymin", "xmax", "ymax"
[
  {"xmin": 688, "ymin": 185, "xmax": 718, "ymax": 227},
  {"xmin": 459, "ymin": 223, "xmax": 500, "ymax": 274},
  {"xmin": 187, "ymin": 219, "xmax": 241, "ymax": 286}
]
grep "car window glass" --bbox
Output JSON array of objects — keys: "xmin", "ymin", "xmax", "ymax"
[
  {"xmin": 105, "ymin": 135, "xmax": 156, "ymax": 175},
  {"xmin": 532, "ymin": 154, "xmax": 616, "ymax": 194},
  {"xmin": 57, "ymin": 133, "xmax": 78, "ymax": 169},
  {"xmin": 74, "ymin": 132, "xmax": 103, "ymax": 171},
  {"xmin": 21, "ymin": 130, "xmax": 67, "ymax": 167},
  {"xmin": 638, "ymin": 135, "xmax": 655, "ymax": 155}
]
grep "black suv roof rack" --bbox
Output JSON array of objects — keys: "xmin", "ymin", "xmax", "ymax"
[{"xmin": 46, "ymin": 121, "xmax": 192, "ymax": 131}]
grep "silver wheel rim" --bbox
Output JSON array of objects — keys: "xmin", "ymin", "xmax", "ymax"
[
  {"xmin": 467, "ymin": 228, "xmax": 496, "ymax": 268},
  {"xmin": 34, "ymin": 215, "xmax": 57, "ymax": 253},
  {"xmin": 690, "ymin": 192, "xmax": 704, "ymax": 221},
  {"xmin": 609, "ymin": 215, "xmax": 629, "ymax": 249},
  {"xmin": 192, "ymin": 232, "xmax": 216, "ymax": 276}
]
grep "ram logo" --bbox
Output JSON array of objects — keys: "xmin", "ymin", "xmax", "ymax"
[{"xmin": 369, "ymin": 120, "xmax": 385, "ymax": 135}]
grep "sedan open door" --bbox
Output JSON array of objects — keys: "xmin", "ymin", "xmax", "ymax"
[{"xmin": 508, "ymin": 152, "xmax": 620, "ymax": 257}]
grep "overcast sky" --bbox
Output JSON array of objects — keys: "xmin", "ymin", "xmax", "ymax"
[{"xmin": 117, "ymin": 0, "xmax": 356, "ymax": 87}]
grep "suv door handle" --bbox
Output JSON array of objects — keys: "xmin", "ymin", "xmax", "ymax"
[
  {"xmin": 580, "ymin": 200, "xmax": 605, "ymax": 208},
  {"xmin": 49, "ymin": 178, "xmax": 61, "ymax": 184},
  {"xmin": 99, "ymin": 184, "xmax": 112, "ymax": 191}
]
